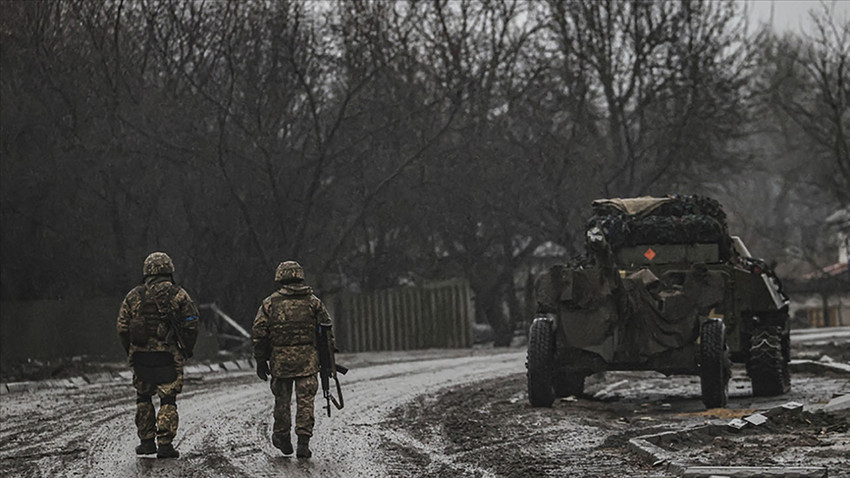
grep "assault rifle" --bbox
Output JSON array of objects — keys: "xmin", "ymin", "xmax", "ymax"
[
  {"xmin": 154, "ymin": 286, "xmax": 191, "ymax": 358},
  {"xmin": 317, "ymin": 323, "xmax": 347, "ymax": 417},
  {"xmin": 165, "ymin": 315, "xmax": 191, "ymax": 358}
]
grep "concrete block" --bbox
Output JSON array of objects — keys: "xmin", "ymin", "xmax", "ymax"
[
  {"xmin": 682, "ymin": 466, "xmax": 827, "ymax": 477},
  {"xmin": 823, "ymin": 394, "xmax": 850, "ymax": 412},
  {"xmin": 204, "ymin": 363, "xmax": 219, "ymax": 373},
  {"xmin": 68, "ymin": 376, "xmax": 87, "ymax": 388},
  {"xmin": 727, "ymin": 418, "xmax": 748, "ymax": 430},
  {"xmin": 6, "ymin": 382, "xmax": 34, "ymax": 393},
  {"xmin": 789, "ymin": 359, "xmax": 850, "ymax": 375},
  {"xmin": 0, "ymin": 383, "xmax": 8, "ymax": 394},
  {"xmin": 627, "ymin": 437, "xmax": 687, "ymax": 475},
  {"xmin": 743, "ymin": 413, "xmax": 767, "ymax": 426},
  {"xmin": 118, "ymin": 371, "xmax": 133, "ymax": 380},
  {"xmin": 764, "ymin": 401, "xmax": 804, "ymax": 418},
  {"xmin": 593, "ymin": 379, "xmax": 629, "ymax": 399},
  {"xmin": 234, "ymin": 359, "xmax": 251, "ymax": 370},
  {"xmin": 83, "ymin": 372, "xmax": 113, "ymax": 384},
  {"xmin": 184, "ymin": 365, "xmax": 202, "ymax": 375}
]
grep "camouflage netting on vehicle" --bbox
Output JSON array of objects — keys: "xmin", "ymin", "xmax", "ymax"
[{"xmin": 587, "ymin": 195, "xmax": 732, "ymax": 254}]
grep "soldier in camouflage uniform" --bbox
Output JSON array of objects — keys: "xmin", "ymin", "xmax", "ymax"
[
  {"xmin": 117, "ymin": 252, "xmax": 199, "ymax": 459},
  {"xmin": 252, "ymin": 261, "xmax": 332, "ymax": 458}
]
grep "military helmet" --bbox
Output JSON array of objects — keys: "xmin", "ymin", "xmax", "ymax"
[
  {"xmin": 143, "ymin": 251, "xmax": 175, "ymax": 276},
  {"xmin": 275, "ymin": 260, "xmax": 305, "ymax": 283}
]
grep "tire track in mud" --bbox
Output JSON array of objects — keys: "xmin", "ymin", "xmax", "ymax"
[
  {"xmin": 0, "ymin": 383, "xmax": 135, "ymax": 477},
  {"xmin": 1, "ymin": 350, "xmax": 526, "ymax": 477}
]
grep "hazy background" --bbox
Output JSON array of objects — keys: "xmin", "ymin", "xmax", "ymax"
[
  {"xmin": 1, "ymin": 0, "xmax": 847, "ymax": 350},
  {"xmin": 748, "ymin": 0, "xmax": 849, "ymax": 34}
]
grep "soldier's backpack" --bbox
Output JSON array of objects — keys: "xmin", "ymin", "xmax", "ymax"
[{"xmin": 129, "ymin": 284, "xmax": 179, "ymax": 347}]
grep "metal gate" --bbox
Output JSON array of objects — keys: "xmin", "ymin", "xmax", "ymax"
[{"xmin": 330, "ymin": 279, "xmax": 473, "ymax": 352}]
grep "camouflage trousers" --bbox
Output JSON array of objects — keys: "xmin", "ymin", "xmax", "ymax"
[
  {"xmin": 270, "ymin": 375, "xmax": 318, "ymax": 437},
  {"xmin": 132, "ymin": 359, "xmax": 183, "ymax": 446}
]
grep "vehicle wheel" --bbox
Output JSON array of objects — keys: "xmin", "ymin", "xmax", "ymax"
[
  {"xmin": 553, "ymin": 371, "xmax": 585, "ymax": 397},
  {"xmin": 527, "ymin": 317, "xmax": 556, "ymax": 407},
  {"xmin": 747, "ymin": 325, "xmax": 791, "ymax": 396},
  {"xmin": 700, "ymin": 319, "xmax": 730, "ymax": 409}
]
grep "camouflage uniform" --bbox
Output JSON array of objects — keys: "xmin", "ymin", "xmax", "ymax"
[
  {"xmin": 116, "ymin": 252, "xmax": 199, "ymax": 455},
  {"xmin": 252, "ymin": 261, "xmax": 331, "ymax": 456}
]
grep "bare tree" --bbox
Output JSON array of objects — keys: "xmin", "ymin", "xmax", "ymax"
[
  {"xmin": 545, "ymin": 0, "xmax": 751, "ymax": 197},
  {"xmin": 758, "ymin": 4, "xmax": 849, "ymax": 206},
  {"xmin": 4, "ymin": 0, "xmax": 829, "ymax": 343}
]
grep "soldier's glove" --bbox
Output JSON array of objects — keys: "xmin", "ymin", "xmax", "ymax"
[{"xmin": 256, "ymin": 360, "xmax": 269, "ymax": 381}]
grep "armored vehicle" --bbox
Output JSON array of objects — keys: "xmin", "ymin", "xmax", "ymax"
[{"xmin": 527, "ymin": 196, "xmax": 790, "ymax": 409}]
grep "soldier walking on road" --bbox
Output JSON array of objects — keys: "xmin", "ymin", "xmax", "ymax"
[
  {"xmin": 252, "ymin": 261, "xmax": 333, "ymax": 458},
  {"xmin": 117, "ymin": 252, "xmax": 199, "ymax": 459}
]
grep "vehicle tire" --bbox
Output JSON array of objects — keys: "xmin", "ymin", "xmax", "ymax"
[
  {"xmin": 747, "ymin": 325, "xmax": 791, "ymax": 396},
  {"xmin": 700, "ymin": 319, "xmax": 730, "ymax": 409},
  {"xmin": 527, "ymin": 318, "xmax": 556, "ymax": 407},
  {"xmin": 553, "ymin": 371, "xmax": 585, "ymax": 397}
]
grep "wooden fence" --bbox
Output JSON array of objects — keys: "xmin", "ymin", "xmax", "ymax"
[{"xmin": 329, "ymin": 279, "xmax": 474, "ymax": 352}]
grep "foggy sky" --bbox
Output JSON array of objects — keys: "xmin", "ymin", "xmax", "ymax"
[{"xmin": 747, "ymin": 0, "xmax": 849, "ymax": 34}]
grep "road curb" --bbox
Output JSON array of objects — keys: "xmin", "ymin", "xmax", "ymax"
[
  {"xmin": 0, "ymin": 358, "xmax": 254, "ymax": 395},
  {"xmin": 5, "ymin": 381, "xmax": 37, "ymax": 393},
  {"xmin": 82, "ymin": 372, "xmax": 116, "ymax": 384},
  {"xmin": 681, "ymin": 466, "xmax": 827, "ymax": 477},
  {"xmin": 0, "ymin": 348, "xmax": 517, "ymax": 395},
  {"xmin": 628, "ymin": 402, "xmax": 832, "ymax": 477},
  {"xmin": 789, "ymin": 359, "xmax": 850, "ymax": 375},
  {"xmin": 627, "ymin": 436, "xmax": 687, "ymax": 475},
  {"xmin": 823, "ymin": 394, "xmax": 850, "ymax": 412}
]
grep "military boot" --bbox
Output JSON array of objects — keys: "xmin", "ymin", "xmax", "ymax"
[
  {"xmin": 156, "ymin": 443, "xmax": 179, "ymax": 459},
  {"xmin": 135, "ymin": 439, "xmax": 156, "ymax": 455},
  {"xmin": 272, "ymin": 432, "xmax": 293, "ymax": 455},
  {"xmin": 296, "ymin": 435, "xmax": 312, "ymax": 458}
]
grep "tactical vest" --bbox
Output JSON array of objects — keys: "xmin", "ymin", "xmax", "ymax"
[
  {"xmin": 268, "ymin": 294, "xmax": 316, "ymax": 347},
  {"xmin": 129, "ymin": 284, "xmax": 179, "ymax": 347}
]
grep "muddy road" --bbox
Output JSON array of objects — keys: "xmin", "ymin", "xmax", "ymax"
[
  {"xmin": 2, "ymin": 342, "xmax": 848, "ymax": 478},
  {"xmin": 0, "ymin": 349, "xmax": 523, "ymax": 477}
]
